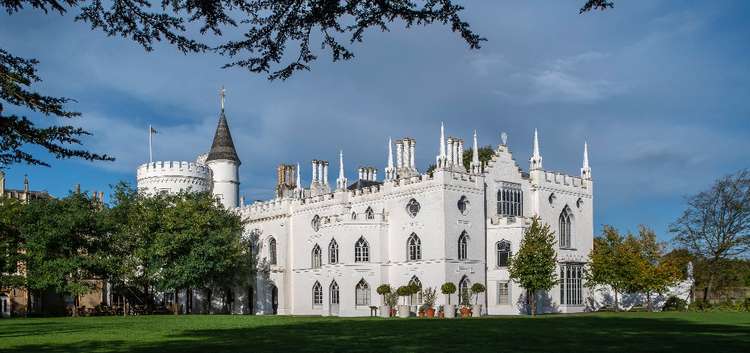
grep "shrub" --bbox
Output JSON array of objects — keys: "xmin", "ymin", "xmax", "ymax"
[
  {"xmin": 662, "ymin": 296, "xmax": 687, "ymax": 312},
  {"xmin": 385, "ymin": 292, "xmax": 399, "ymax": 308},
  {"xmin": 422, "ymin": 287, "xmax": 437, "ymax": 308}
]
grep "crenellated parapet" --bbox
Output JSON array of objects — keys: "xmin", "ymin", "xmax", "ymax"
[
  {"xmin": 240, "ymin": 197, "xmax": 294, "ymax": 220},
  {"xmin": 136, "ymin": 161, "xmax": 213, "ymax": 194}
]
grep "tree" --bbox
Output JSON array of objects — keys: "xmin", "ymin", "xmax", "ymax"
[
  {"xmin": 0, "ymin": 197, "xmax": 25, "ymax": 292},
  {"xmin": 156, "ymin": 190, "xmax": 245, "ymax": 314},
  {"xmin": 508, "ymin": 217, "xmax": 557, "ymax": 317},
  {"xmin": 377, "ymin": 284, "xmax": 392, "ymax": 305},
  {"xmin": 470, "ymin": 282, "xmax": 485, "ymax": 306},
  {"xmin": 441, "ymin": 282, "xmax": 456, "ymax": 305},
  {"xmin": 0, "ymin": 50, "xmax": 113, "ymax": 168},
  {"xmin": 585, "ymin": 225, "xmax": 633, "ymax": 311},
  {"xmin": 20, "ymin": 191, "xmax": 109, "ymax": 316},
  {"xmin": 670, "ymin": 170, "xmax": 750, "ymax": 302},
  {"xmin": 462, "ymin": 145, "xmax": 495, "ymax": 172},
  {"xmin": 626, "ymin": 226, "xmax": 680, "ymax": 311}
]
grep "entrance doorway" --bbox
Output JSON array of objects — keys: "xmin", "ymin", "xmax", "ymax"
[
  {"xmin": 1, "ymin": 295, "xmax": 9, "ymax": 318},
  {"xmin": 329, "ymin": 281, "xmax": 340, "ymax": 316}
]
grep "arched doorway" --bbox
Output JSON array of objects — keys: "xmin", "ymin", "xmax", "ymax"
[
  {"xmin": 329, "ymin": 280, "xmax": 340, "ymax": 316},
  {"xmin": 0, "ymin": 294, "xmax": 9, "ymax": 318},
  {"xmin": 270, "ymin": 285, "xmax": 278, "ymax": 315}
]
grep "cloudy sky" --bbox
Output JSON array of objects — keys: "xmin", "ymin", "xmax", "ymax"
[{"xmin": 3, "ymin": 1, "xmax": 749, "ymax": 241}]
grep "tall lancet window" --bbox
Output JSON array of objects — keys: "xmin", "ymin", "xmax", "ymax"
[
  {"xmin": 312, "ymin": 281, "xmax": 323, "ymax": 306},
  {"xmin": 559, "ymin": 206, "xmax": 573, "ymax": 249},
  {"xmin": 365, "ymin": 207, "xmax": 375, "ymax": 220},
  {"xmin": 328, "ymin": 239, "xmax": 339, "ymax": 264},
  {"xmin": 311, "ymin": 244, "xmax": 322, "ymax": 269},
  {"xmin": 407, "ymin": 233, "xmax": 421, "ymax": 261},
  {"xmin": 355, "ymin": 279, "xmax": 370, "ymax": 306},
  {"xmin": 458, "ymin": 231, "xmax": 469, "ymax": 260},
  {"xmin": 355, "ymin": 237, "xmax": 369, "ymax": 262},
  {"xmin": 268, "ymin": 237, "xmax": 277, "ymax": 265}
]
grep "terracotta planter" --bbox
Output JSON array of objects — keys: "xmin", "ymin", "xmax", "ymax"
[
  {"xmin": 438, "ymin": 311, "xmax": 444, "ymax": 318},
  {"xmin": 460, "ymin": 307, "xmax": 472, "ymax": 318},
  {"xmin": 418, "ymin": 311, "xmax": 425, "ymax": 318},
  {"xmin": 426, "ymin": 308, "xmax": 436, "ymax": 318},
  {"xmin": 390, "ymin": 308, "xmax": 397, "ymax": 317}
]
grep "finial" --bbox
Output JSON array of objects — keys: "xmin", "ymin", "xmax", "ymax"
[
  {"xmin": 501, "ymin": 132, "xmax": 508, "ymax": 146},
  {"xmin": 220, "ymin": 86, "xmax": 226, "ymax": 110},
  {"xmin": 581, "ymin": 141, "xmax": 591, "ymax": 180},
  {"xmin": 530, "ymin": 128, "xmax": 543, "ymax": 170}
]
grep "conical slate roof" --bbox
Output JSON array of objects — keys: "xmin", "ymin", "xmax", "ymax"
[{"xmin": 206, "ymin": 110, "xmax": 241, "ymax": 164}]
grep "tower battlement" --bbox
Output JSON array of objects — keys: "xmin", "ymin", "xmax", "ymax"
[{"xmin": 136, "ymin": 161, "xmax": 212, "ymax": 194}]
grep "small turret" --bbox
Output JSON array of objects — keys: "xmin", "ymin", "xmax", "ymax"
[{"xmin": 206, "ymin": 87, "xmax": 241, "ymax": 209}]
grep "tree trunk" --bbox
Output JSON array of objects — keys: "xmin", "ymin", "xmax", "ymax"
[
  {"xmin": 703, "ymin": 272, "xmax": 715, "ymax": 304},
  {"xmin": 72, "ymin": 296, "xmax": 78, "ymax": 317},
  {"xmin": 646, "ymin": 291, "xmax": 652, "ymax": 312},
  {"xmin": 123, "ymin": 298, "xmax": 127, "ymax": 316},
  {"xmin": 529, "ymin": 290, "xmax": 536, "ymax": 317},
  {"xmin": 25, "ymin": 287, "xmax": 31, "ymax": 318},
  {"xmin": 613, "ymin": 289, "xmax": 619, "ymax": 312}
]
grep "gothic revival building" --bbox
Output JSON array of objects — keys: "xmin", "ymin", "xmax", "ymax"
[{"xmin": 136, "ymin": 98, "xmax": 594, "ymax": 316}]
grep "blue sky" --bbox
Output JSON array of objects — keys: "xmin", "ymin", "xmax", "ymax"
[{"xmin": 2, "ymin": 1, "xmax": 749, "ymax": 242}]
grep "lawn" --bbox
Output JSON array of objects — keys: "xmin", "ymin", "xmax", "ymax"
[{"xmin": 0, "ymin": 312, "xmax": 748, "ymax": 353}]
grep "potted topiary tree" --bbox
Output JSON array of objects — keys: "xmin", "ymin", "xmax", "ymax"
[
  {"xmin": 441, "ymin": 282, "xmax": 457, "ymax": 318},
  {"xmin": 396, "ymin": 286, "xmax": 412, "ymax": 318},
  {"xmin": 471, "ymin": 283, "xmax": 486, "ymax": 317},
  {"xmin": 377, "ymin": 284, "xmax": 392, "ymax": 318},
  {"xmin": 422, "ymin": 287, "xmax": 437, "ymax": 318}
]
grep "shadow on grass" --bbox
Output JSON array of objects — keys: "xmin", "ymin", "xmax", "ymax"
[{"xmin": 1, "ymin": 314, "xmax": 749, "ymax": 353}]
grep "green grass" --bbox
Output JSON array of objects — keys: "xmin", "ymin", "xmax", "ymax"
[{"xmin": 0, "ymin": 312, "xmax": 749, "ymax": 352}]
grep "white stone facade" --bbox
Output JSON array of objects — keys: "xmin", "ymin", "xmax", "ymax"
[{"xmin": 136, "ymin": 112, "xmax": 594, "ymax": 316}]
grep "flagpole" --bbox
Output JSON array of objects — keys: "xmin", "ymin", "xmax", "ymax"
[{"xmin": 149, "ymin": 124, "xmax": 153, "ymax": 163}]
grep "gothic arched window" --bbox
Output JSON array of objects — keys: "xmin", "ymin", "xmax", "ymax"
[
  {"xmin": 355, "ymin": 237, "xmax": 370, "ymax": 262},
  {"xmin": 311, "ymin": 244, "xmax": 322, "ymax": 269},
  {"xmin": 458, "ymin": 231, "xmax": 469, "ymax": 260},
  {"xmin": 559, "ymin": 206, "xmax": 573, "ymax": 249},
  {"xmin": 496, "ymin": 240, "xmax": 511, "ymax": 267},
  {"xmin": 365, "ymin": 207, "xmax": 375, "ymax": 220},
  {"xmin": 355, "ymin": 279, "xmax": 370, "ymax": 306},
  {"xmin": 268, "ymin": 237, "xmax": 277, "ymax": 265},
  {"xmin": 330, "ymin": 280, "xmax": 340, "ymax": 305},
  {"xmin": 328, "ymin": 239, "xmax": 339, "ymax": 264},
  {"xmin": 407, "ymin": 233, "xmax": 421, "ymax": 261},
  {"xmin": 312, "ymin": 281, "xmax": 323, "ymax": 306},
  {"xmin": 406, "ymin": 198, "xmax": 420, "ymax": 218}
]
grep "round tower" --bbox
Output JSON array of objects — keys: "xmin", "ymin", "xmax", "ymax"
[
  {"xmin": 206, "ymin": 89, "xmax": 241, "ymax": 209},
  {"xmin": 136, "ymin": 161, "xmax": 213, "ymax": 194}
]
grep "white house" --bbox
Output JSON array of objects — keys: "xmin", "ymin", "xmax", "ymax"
[{"xmin": 136, "ymin": 98, "xmax": 594, "ymax": 316}]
